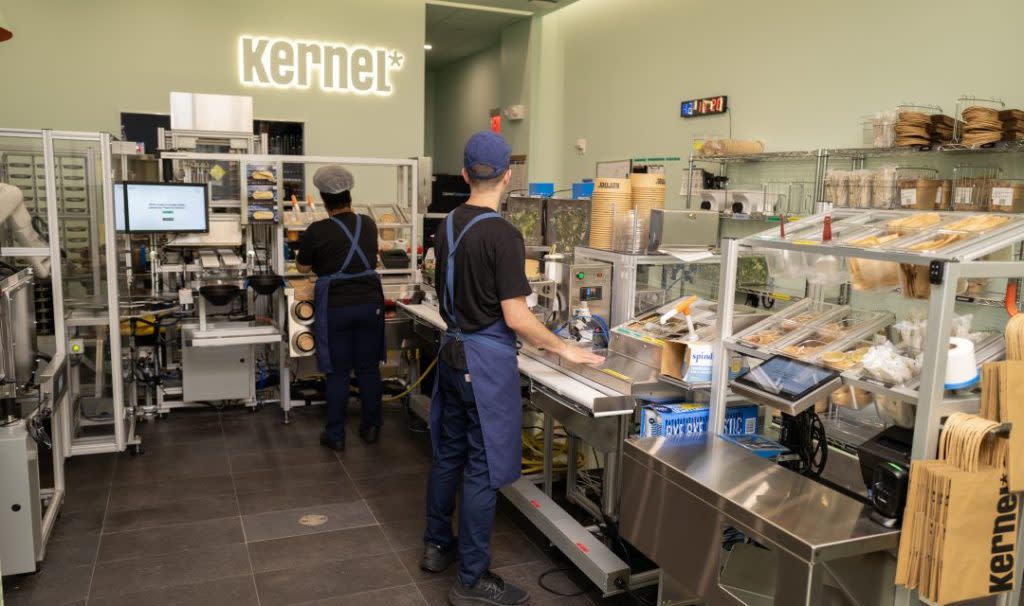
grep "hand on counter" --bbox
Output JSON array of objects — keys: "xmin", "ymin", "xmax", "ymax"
[{"xmin": 560, "ymin": 342, "xmax": 605, "ymax": 366}]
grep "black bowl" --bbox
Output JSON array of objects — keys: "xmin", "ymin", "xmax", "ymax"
[
  {"xmin": 248, "ymin": 273, "xmax": 283, "ymax": 296},
  {"xmin": 199, "ymin": 284, "xmax": 240, "ymax": 306}
]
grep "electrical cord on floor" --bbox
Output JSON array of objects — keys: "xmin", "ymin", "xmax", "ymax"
[
  {"xmin": 383, "ymin": 356, "xmax": 438, "ymax": 402},
  {"xmin": 521, "ymin": 427, "xmax": 582, "ymax": 475},
  {"xmin": 537, "ymin": 567, "xmax": 587, "ymax": 597}
]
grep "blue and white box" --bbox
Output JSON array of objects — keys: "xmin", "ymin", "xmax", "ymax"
[{"xmin": 640, "ymin": 404, "xmax": 758, "ymax": 439}]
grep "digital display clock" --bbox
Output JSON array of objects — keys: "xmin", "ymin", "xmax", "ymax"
[{"xmin": 681, "ymin": 95, "xmax": 728, "ymax": 118}]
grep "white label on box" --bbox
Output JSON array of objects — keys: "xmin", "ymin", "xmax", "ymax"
[
  {"xmin": 992, "ymin": 187, "xmax": 1014, "ymax": 208},
  {"xmin": 955, "ymin": 186, "xmax": 973, "ymax": 207},
  {"xmin": 901, "ymin": 189, "xmax": 917, "ymax": 207}
]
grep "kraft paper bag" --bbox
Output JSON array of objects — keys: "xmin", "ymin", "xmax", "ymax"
[
  {"xmin": 934, "ymin": 467, "xmax": 1016, "ymax": 605},
  {"xmin": 897, "ymin": 413, "xmax": 1018, "ymax": 604},
  {"xmin": 896, "ymin": 461, "xmax": 944, "ymax": 589},
  {"xmin": 998, "ymin": 361, "xmax": 1024, "ymax": 491},
  {"xmin": 980, "ymin": 363, "xmax": 999, "ymax": 421}
]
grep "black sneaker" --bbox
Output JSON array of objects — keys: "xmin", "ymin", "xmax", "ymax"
[
  {"xmin": 359, "ymin": 424, "xmax": 380, "ymax": 444},
  {"xmin": 449, "ymin": 571, "xmax": 529, "ymax": 605},
  {"xmin": 420, "ymin": 541, "xmax": 457, "ymax": 573},
  {"xmin": 319, "ymin": 432, "xmax": 345, "ymax": 452}
]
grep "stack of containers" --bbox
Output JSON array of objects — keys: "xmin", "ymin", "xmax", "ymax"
[
  {"xmin": 630, "ymin": 173, "xmax": 666, "ymax": 220},
  {"xmin": 630, "ymin": 173, "xmax": 666, "ymax": 251},
  {"xmin": 589, "ymin": 177, "xmax": 632, "ymax": 250}
]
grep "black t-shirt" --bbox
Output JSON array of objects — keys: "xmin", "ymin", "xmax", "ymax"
[
  {"xmin": 434, "ymin": 204, "xmax": 532, "ymax": 367},
  {"xmin": 296, "ymin": 212, "xmax": 382, "ymax": 308}
]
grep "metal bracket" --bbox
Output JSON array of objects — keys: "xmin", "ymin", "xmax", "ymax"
[{"xmin": 928, "ymin": 260, "xmax": 945, "ymax": 285}]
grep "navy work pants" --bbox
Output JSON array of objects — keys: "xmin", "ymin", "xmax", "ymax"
[
  {"xmin": 424, "ymin": 359, "xmax": 496, "ymax": 586},
  {"xmin": 324, "ymin": 302, "xmax": 384, "ymax": 442}
]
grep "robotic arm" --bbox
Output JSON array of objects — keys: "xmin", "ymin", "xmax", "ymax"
[{"xmin": 0, "ymin": 183, "xmax": 51, "ymax": 279}]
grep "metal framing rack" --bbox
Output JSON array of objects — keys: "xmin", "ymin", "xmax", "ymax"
[
  {"xmin": 710, "ymin": 211, "xmax": 1024, "ymax": 606},
  {"xmin": 685, "ymin": 143, "xmax": 1024, "ymax": 218},
  {"xmin": 154, "ymin": 151, "xmax": 419, "ymax": 419}
]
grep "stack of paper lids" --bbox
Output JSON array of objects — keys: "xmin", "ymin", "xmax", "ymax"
[{"xmin": 590, "ymin": 177, "xmax": 632, "ymax": 249}]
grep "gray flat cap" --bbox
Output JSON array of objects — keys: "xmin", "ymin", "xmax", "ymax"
[{"xmin": 313, "ymin": 164, "xmax": 354, "ymax": 194}]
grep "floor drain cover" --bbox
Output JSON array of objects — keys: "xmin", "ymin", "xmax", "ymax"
[{"xmin": 299, "ymin": 514, "xmax": 328, "ymax": 527}]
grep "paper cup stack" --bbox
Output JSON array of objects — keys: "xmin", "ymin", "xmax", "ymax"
[
  {"xmin": 589, "ymin": 177, "xmax": 632, "ymax": 249},
  {"xmin": 629, "ymin": 173, "xmax": 666, "ymax": 251},
  {"xmin": 630, "ymin": 173, "xmax": 666, "ymax": 221}
]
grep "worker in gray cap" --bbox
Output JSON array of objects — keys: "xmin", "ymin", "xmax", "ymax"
[{"xmin": 296, "ymin": 165, "xmax": 385, "ymax": 451}]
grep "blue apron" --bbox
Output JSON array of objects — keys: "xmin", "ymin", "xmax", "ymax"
[
  {"xmin": 313, "ymin": 214, "xmax": 384, "ymax": 374},
  {"xmin": 430, "ymin": 211, "xmax": 523, "ymax": 489}
]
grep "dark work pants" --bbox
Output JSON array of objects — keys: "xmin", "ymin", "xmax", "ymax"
[
  {"xmin": 324, "ymin": 302, "xmax": 384, "ymax": 442},
  {"xmin": 424, "ymin": 359, "xmax": 496, "ymax": 586}
]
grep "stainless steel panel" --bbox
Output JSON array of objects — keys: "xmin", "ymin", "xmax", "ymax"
[
  {"xmin": 0, "ymin": 421, "xmax": 42, "ymax": 575},
  {"xmin": 385, "ymin": 316, "xmax": 413, "ymax": 349},
  {"xmin": 621, "ymin": 437, "xmax": 898, "ymax": 562},
  {"xmin": 620, "ymin": 438, "xmax": 899, "ymax": 606},
  {"xmin": 502, "ymin": 477, "xmax": 630, "ymax": 595},
  {"xmin": 648, "ymin": 209, "xmax": 720, "ymax": 250},
  {"xmin": 529, "ymin": 387, "xmax": 628, "ymax": 451},
  {"xmin": 0, "ymin": 270, "xmax": 36, "ymax": 389},
  {"xmin": 182, "ymin": 324, "xmax": 255, "ymax": 402}
]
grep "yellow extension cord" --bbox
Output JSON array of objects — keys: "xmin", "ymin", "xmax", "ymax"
[
  {"xmin": 521, "ymin": 428, "xmax": 585, "ymax": 474},
  {"xmin": 383, "ymin": 355, "xmax": 438, "ymax": 402}
]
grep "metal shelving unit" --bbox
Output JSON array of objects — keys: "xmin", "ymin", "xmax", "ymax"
[
  {"xmin": 709, "ymin": 210, "xmax": 1024, "ymax": 606},
  {"xmin": 686, "ymin": 143, "xmax": 1024, "ymax": 222}
]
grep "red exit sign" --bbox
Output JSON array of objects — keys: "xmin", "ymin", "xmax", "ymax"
[{"xmin": 681, "ymin": 95, "xmax": 728, "ymax": 118}]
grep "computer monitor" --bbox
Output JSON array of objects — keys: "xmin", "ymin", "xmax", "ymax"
[
  {"xmin": 124, "ymin": 182, "xmax": 209, "ymax": 233},
  {"xmin": 113, "ymin": 183, "xmax": 127, "ymax": 231}
]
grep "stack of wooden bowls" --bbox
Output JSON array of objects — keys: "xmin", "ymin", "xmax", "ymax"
[{"xmin": 589, "ymin": 177, "xmax": 632, "ymax": 249}]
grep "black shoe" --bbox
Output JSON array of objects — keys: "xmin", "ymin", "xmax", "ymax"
[
  {"xmin": 319, "ymin": 432, "xmax": 345, "ymax": 452},
  {"xmin": 420, "ymin": 541, "xmax": 457, "ymax": 573},
  {"xmin": 359, "ymin": 424, "xmax": 380, "ymax": 444},
  {"xmin": 449, "ymin": 571, "xmax": 529, "ymax": 606}
]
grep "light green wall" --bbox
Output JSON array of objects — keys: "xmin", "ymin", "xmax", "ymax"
[
  {"xmin": 429, "ymin": 18, "xmax": 534, "ymax": 175},
  {"xmin": 0, "ymin": 0, "xmax": 425, "ymax": 159},
  {"xmin": 431, "ymin": 43, "xmax": 502, "ymax": 174},
  {"xmin": 498, "ymin": 19, "xmax": 532, "ymax": 158},
  {"xmin": 534, "ymin": 0, "xmax": 1024, "ymax": 204},
  {"xmin": 425, "ymin": 70, "xmax": 437, "ymax": 159}
]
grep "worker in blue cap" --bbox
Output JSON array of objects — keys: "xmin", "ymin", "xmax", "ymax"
[
  {"xmin": 296, "ymin": 165, "xmax": 385, "ymax": 451},
  {"xmin": 420, "ymin": 132, "xmax": 604, "ymax": 605}
]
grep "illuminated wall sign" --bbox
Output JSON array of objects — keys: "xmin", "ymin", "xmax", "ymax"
[{"xmin": 239, "ymin": 36, "xmax": 405, "ymax": 96}]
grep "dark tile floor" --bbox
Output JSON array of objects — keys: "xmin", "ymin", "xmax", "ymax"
[{"xmin": 2, "ymin": 405, "xmax": 643, "ymax": 606}]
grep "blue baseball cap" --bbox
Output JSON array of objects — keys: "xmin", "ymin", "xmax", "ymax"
[{"xmin": 463, "ymin": 131, "xmax": 511, "ymax": 180}]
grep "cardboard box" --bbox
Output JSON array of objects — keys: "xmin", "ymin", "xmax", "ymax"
[
  {"xmin": 640, "ymin": 403, "xmax": 758, "ymax": 439},
  {"xmin": 660, "ymin": 339, "xmax": 747, "ymax": 382}
]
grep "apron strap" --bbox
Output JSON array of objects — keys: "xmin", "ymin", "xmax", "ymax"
[
  {"xmin": 443, "ymin": 211, "xmax": 502, "ymax": 327},
  {"xmin": 329, "ymin": 214, "xmax": 372, "ymax": 273}
]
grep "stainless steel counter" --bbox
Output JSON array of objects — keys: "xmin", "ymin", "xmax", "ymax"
[{"xmin": 620, "ymin": 435, "xmax": 900, "ymax": 605}]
